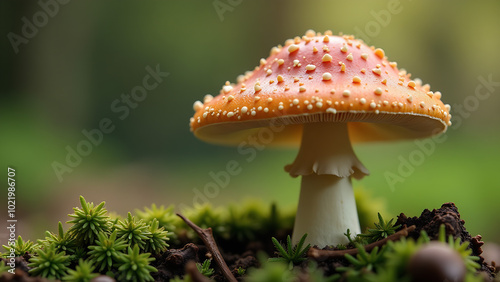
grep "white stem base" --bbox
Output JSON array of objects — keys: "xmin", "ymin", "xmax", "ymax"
[{"xmin": 292, "ymin": 174, "xmax": 361, "ymax": 247}]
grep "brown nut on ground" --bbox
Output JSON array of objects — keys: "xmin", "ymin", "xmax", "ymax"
[{"xmin": 408, "ymin": 242, "xmax": 466, "ymax": 282}]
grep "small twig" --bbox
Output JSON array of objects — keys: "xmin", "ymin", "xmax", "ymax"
[
  {"xmin": 308, "ymin": 225, "xmax": 416, "ymax": 260},
  {"xmin": 185, "ymin": 260, "xmax": 211, "ymax": 282},
  {"xmin": 177, "ymin": 213, "xmax": 237, "ymax": 282}
]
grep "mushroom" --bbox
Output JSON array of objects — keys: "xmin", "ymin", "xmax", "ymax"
[{"xmin": 190, "ymin": 30, "xmax": 451, "ymax": 247}]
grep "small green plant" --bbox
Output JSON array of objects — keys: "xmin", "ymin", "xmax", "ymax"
[
  {"xmin": 302, "ymin": 261, "xmax": 340, "ymax": 282},
  {"xmin": 236, "ymin": 267, "xmax": 246, "ymax": 276},
  {"xmin": 116, "ymin": 213, "xmax": 151, "ymax": 249},
  {"xmin": 62, "ymin": 259, "xmax": 99, "ymax": 281},
  {"xmin": 246, "ymin": 254, "xmax": 334, "ymax": 282},
  {"xmin": 144, "ymin": 218, "xmax": 169, "ymax": 255},
  {"xmin": 88, "ymin": 230, "xmax": 128, "ymax": 272},
  {"xmin": 0, "ymin": 260, "xmax": 11, "ymax": 274},
  {"xmin": 135, "ymin": 203, "xmax": 179, "ymax": 233},
  {"xmin": 196, "ymin": 259, "xmax": 215, "ymax": 277},
  {"xmin": 358, "ymin": 213, "xmax": 401, "ymax": 243},
  {"xmin": 269, "ymin": 233, "xmax": 310, "ymax": 269},
  {"xmin": 335, "ymin": 243, "xmax": 347, "ymax": 250},
  {"xmin": 344, "ymin": 229, "xmax": 367, "ymax": 246},
  {"xmin": 342, "ymin": 244, "xmax": 388, "ymax": 272},
  {"xmin": 384, "ymin": 236, "xmax": 426, "ymax": 280},
  {"xmin": 117, "ymin": 245, "xmax": 157, "ymax": 282},
  {"xmin": 71, "ymin": 247, "xmax": 87, "ymax": 262},
  {"xmin": 182, "ymin": 203, "xmax": 225, "ymax": 239},
  {"xmin": 449, "ymin": 237, "xmax": 481, "ymax": 272},
  {"xmin": 28, "ymin": 244, "xmax": 70, "ymax": 279},
  {"xmin": 67, "ymin": 196, "xmax": 111, "ymax": 244},
  {"xmin": 246, "ymin": 254, "xmax": 297, "ymax": 282},
  {"xmin": 2, "ymin": 236, "xmax": 37, "ymax": 257},
  {"xmin": 39, "ymin": 222, "xmax": 77, "ymax": 255},
  {"xmin": 438, "ymin": 224, "xmax": 480, "ymax": 272}
]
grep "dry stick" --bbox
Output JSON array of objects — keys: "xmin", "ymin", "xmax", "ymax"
[
  {"xmin": 177, "ymin": 213, "xmax": 237, "ymax": 282},
  {"xmin": 308, "ymin": 225, "xmax": 416, "ymax": 260}
]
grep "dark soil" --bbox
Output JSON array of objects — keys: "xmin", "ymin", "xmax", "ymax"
[
  {"xmin": 394, "ymin": 202, "xmax": 496, "ymax": 279},
  {"xmin": 1, "ymin": 202, "xmax": 496, "ymax": 281},
  {"xmin": 142, "ymin": 202, "xmax": 498, "ymax": 281}
]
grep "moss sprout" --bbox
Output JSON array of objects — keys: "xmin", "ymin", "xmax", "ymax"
[
  {"xmin": 343, "ymin": 244, "xmax": 388, "ymax": 272},
  {"xmin": 182, "ymin": 203, "xmax": 225, "ymax": 239},
  {"xmin": 246, "ymin": 255, "xmax": 297, "ymax": 282},
  {"xmin": 88, "ymin": 230, "xmax": 128, "ymax": 272},
  {"xmin": 438, "ymin": 224, "xmax": 480, "ymax": 272},
  {"xmin": 143, "ymin": 218, "xmax": 169, "ymax": 255},
  {"xmin": 116, "ymin": 212, "xmax": 151, "ymax": 249},
  {"xmin": 117, "ymin": 245, "xmax": 157, "ymax": 282},
  {"xmin": 0, "ymin": 260, "xmax": 11, "ymax": 274},
  {"xmin": 135, "ymin": 203, "xmax": 179, "ymax": 233},
  {"xmin": 2, "ymin": 236, "xmax": 38, "ymax": 257},
  {"xmin": 28, "ymin": 244, "xmax": 70, "ymax": 279},
  {"xmin": 196, "ymin": 259, "xmax": 214, "ymax": 277},
  {"xmin": 39, "ymin": 222, "xmax": 77, "ymax": 255},
  {"xmin": 62, "ymin": 259, "xmax": 99, "ymax": 281},
  {"xmin": 269, "ymin": 233, "xmax": 310, "ymax": 269},
  {"xmin": 358, "ymin": 213, "xmax": 401, "ymax": 243},
  {"xmin": 67, "ymin": 196, "xmax": 111, "ymax": 244}
]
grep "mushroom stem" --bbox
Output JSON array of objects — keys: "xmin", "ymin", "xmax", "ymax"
[
  {"xmin": 287, "ymin": 122, "xmax": 369, "ymax": 247},
  {"xmin": 293, "ymin": 175, "xmax": 360, "ymax": 247}
]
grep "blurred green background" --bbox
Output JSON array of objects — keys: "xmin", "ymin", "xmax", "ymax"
[{"xmin": 1, "ymin": 1, "xmax": 499, "ymax": 244}]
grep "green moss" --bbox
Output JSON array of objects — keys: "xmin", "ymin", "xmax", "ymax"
[
  {"xmin": 115, "ymin": 212, "xmax": 151, "ymax": 249},
  {"xmin": 196, "ymin": 259, "xmax": 214, "ymax": 277},
  {"xmin": 246, "ymin": 255, "xmax": 297, "ymax": 282},
  {"xmin": 438, "ymin": 224, "xmax": 481, "ymax": 272},
  {"xmin": 2, "ymin": 236, "xmax": 38, "ymax": 257},
  {"xmin": 143, "ymin": 218, "xmax": 170, "ymax": 255},
  {"xmin": 38, "ymin": 222, "xmax": 77, "ymax": 256},
  {"xmin": 117, "ymin": 245, "xmax": 157, "ymax": 282},
  {"xmin": 358, "ymin": 213, "xmax": 401, "ymax": 244},
  {"xmin": 67, "ymin": 196, "xmax": 111, "ymax": 244},
  {"xmin": 87, "ymin": 230, "xmax": 128, "ymax": 272},
  {"xmin": 15, "ymin": 195, "xmax": 489, "ymax": 281},
  {"xmin": 269, "ymin": 233, "xmax": 310, "ymax": 269},
  {"xmin": 62, "ymin": 259, "xmax": 99, "ymax": 281},
  {"xmin": 28, "ymin": 244, "xmax": 70, "ymax": 279},
  {"xmin": 0, "ymin": 260, "xmax": 11, "ymax": 274},
  {"xmin": 135, "ymin": 204, "xmax": 180, "ymax": 234},
  {"xmin": 182, "ymin": 203, "xmax": 225, "ymax": 240}
]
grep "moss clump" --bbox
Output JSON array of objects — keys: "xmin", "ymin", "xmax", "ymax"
[
  {"xmin": 28, "ymin": 244, "xmax": 70, "ymax": 279},
  {"xmin": 117, "ymin": 245, "xmax": 157, "ymax": 282},
  {"xmin": 87, "ymin": 230, "xmax": 128, "ymax": 272},
  {"xmin": 67, "ymin": 196, "xmax": 112, "ymax": 244},
  {"xmin": 21, "ymin": 196, "xmax": 168, "ymax": 281},
  {"xmin": 2, "ymin": 236, "xmax": 38, "ymax": 257},
  {"xmin": 8, "ymin": 195, "xmax": 489, "ymax": 281},
  {"xmin": 62, "ymin": 259, "xmax": 99, "ymax": 281}
]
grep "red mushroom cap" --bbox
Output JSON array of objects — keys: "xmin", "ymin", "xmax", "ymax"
[{"xmin": 190, "ymin": 30, "xmax": 451, "ymax": 146}]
